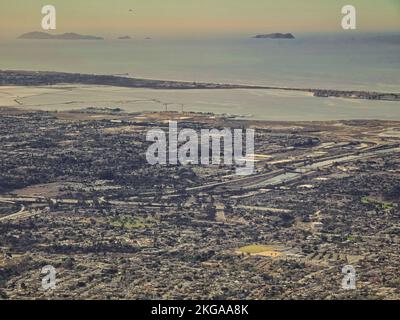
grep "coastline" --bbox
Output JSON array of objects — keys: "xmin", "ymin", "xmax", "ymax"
[
  {"xmin": 1, "ymin": 70, "xmax": 399, "ymax": 102},
  {"xmin": 2, "ymin": 83, "xmax": 400, "ymax": 121}
]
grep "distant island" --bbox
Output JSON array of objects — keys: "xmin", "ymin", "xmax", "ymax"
[
  {"xmin": 18, "ymin": 32, "xmax": 104, "ymax": 40},
  {"xmin": 253, "ymin": 33, "xmax": 295, "ymax": 39},
  {"xmin": 118, "ymin": 36, "xmax": 132, "ymax": 40}
]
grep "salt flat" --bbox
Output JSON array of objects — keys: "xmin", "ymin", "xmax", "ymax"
[{"xmin": 1, "ymin": 85, "xmax": 400, "ymax": 121}]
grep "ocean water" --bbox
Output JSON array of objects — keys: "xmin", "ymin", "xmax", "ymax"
[{"xmin": 1, "ymin": 33, "xmax": 400, "ymax": 120}]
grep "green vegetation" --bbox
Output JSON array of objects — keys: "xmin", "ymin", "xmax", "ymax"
[
  {"xmin": 110, "ymin": 215, "xmax": 157, "ymax": 229},
  {"xmin": 347, "ymin": 235, "xmax": 359, "ymax": 242},
  {"xmin": 361, "ymin": 197, "xmax": 396, "ymax": 211}
]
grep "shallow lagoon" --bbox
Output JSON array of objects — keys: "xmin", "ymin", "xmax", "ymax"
[{"xmin": 2, "ymin": 85, "xmax": 400, "ymax": 121}]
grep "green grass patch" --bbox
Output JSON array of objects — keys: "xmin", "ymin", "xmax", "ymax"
[
  {"xmin": 347, "ymin": 235, "xmax": 358, "ymax": 242},
  {"xmin": 110, "ymin": 215, "xmax": 157, "ymax": 229},
  {"xmin": 361, "ymin": 197, "xmax": 371, "ymax": 205},
  {"xmin": 361, "ymin": 197, "xmax": 395, "ymax": 211}
]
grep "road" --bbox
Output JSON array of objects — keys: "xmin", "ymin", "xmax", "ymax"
[
  {"xmin": 0, "ymin": 145, "xmax": 399, "ymax": 213},
  {"xmin": 0, "ymin": 204, "xmax": 30, "ymax": 222}
]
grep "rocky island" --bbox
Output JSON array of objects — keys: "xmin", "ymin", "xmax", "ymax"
[
  {"xmin": 18, "ymin": 32, "xmax": 104, "ymax": 40},
  {"xmin": 253, "ymin": 33, "xmax": 295, "ymax": 39}
]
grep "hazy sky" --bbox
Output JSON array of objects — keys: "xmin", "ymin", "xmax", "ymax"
[{"xmin": 0, "ymin": 0, "xmax": 399, "ymax": 38}]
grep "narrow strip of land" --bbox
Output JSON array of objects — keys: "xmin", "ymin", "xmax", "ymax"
[{"xmin": 1, "ymin": 70, "xmax": 399, "ymax": 102}]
